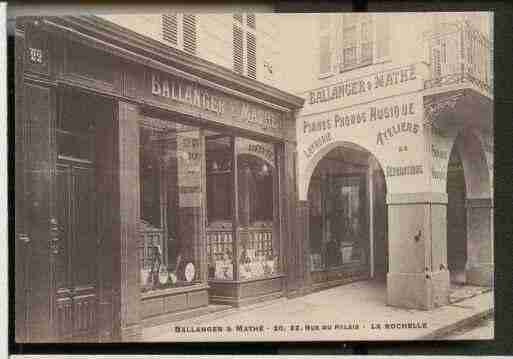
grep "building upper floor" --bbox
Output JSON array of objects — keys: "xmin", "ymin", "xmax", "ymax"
[
  {"xmin": 278, "ymin": 12, "xmax": 493, "ymax": 102},
  {"xmin": 98, "ymin": 13, "xmax": 283, "ymax": 88}
]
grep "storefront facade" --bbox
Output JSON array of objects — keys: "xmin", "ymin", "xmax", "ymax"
[
  {"xmin": 14, "ymin": 12, "xmax": 494, "ymax": 344},
  {"xmin": 290, "ymin": 13, "xmax": 493, "ymax": 309},
  {"xmin": 14, "ymin": 15, "xmax": 304, "ymax": 342}
]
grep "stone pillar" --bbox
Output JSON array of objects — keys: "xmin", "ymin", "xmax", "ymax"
[
  {"xmin": 280, "ymin": 141, "xmax": 300, "ymax": 296},
  {"xmin": 296, "ymin": 200, "xmax": 311, "ymax": 292},
  {"xmin": 386, "ymin": 192, "xmax": 450, "ymax": 310},
  {"xmin": 465, "ymin": 198, "xmax": 493, "ymax": 287},
  {"xmin": 111, "ymin": 101, "xmax": 141, "ymax": 341}
]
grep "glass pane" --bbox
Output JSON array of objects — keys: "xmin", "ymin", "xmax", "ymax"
[
  {"xmin": 206, "ymin": 135, "xmax": 234, "ymax": 280},
  {"xmin": 140, "ymin": 122, "xmax": 204, "ymax": 291},
  {"xmin": 235, "ymin": 138, "xmax": 279, "ymax": 280},
  {"xmin": 325, "ymin": 176, "xmax": 364, "ymax": 268}
]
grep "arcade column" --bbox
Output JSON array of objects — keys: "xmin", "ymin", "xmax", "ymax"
[
  {"xmin": 386, "ymin": 192, "xmax": 450, "ymax": 310},
  {"xmin": 465, "ymin": 197, "xmax": 493, "ymax": 287}
]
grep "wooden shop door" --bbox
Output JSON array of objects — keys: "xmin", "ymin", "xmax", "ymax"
[{"xmin": 54, "ymin": 161, "xmax": 98, "ymax": 342}]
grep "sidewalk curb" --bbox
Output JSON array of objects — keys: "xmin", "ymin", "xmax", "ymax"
[{"xmin": 418, "ymin": 307, "xmax": 494, "ymax": 340}]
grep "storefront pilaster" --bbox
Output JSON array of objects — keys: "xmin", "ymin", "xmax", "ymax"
[
  {"xmin": 281, "ymin": 141, "xmax": 301, "ymax": 296},
  {"xmin": 465, "ymin": 198, "xmax": 493, "ymax": 287},
  {"xmin": 386, "ymin": 192, "xmax": 450, "ymax": 310},
  {"xmin": 17, "ymin": 21, "xmax": 59, "ymax": 342},
  {"xmin": 296, "ymin": 200, "xmax": 312, "ymax": 293},
  {"xmin": 111, "ymin": 101, "xmax": 142, "ymax": 341}
]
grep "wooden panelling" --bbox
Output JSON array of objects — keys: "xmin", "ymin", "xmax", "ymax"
[
  {"xmin": 25, "ymin": 23, "xmax": 51, "ymax": 76},
  {"xmin": 188, "ymin": 289, "xmax": 209, "ymax": 308},
  {"xmin": 239, "ymin": 276, "xmax": 283, "ymax": 298},
  {"xmin": 23, "ymin": 82, "xmax": 55, "ymax": 342},
  {"xmin": 141, "ymin": 286, "xmax": 209, "ymax": 319},
  {"xmin": 62, "ymin": 40, "xmax": 121, "ymax": 94},
  {"xmin": 163, "ymin": 293, "xmax": 188, "ymax": 313}
]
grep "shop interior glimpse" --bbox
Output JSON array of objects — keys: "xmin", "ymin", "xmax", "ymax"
[{"xmin": 139, "ymin": 120, "xmax": 279, "ymax": 292}]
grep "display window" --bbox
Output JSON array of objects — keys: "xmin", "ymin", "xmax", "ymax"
[
  {"xmin": 206, "ymin": 136, "xmax": 280, "ymax": 281},
  {"xmin": 139, "ymin": 119, "xmax": 282, "ymax": 290},
  {"xmin": 139, "ymin": 121, "xmax": 204, "ymax": 291}
]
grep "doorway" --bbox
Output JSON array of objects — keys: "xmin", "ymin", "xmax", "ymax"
[
  {"xmin": 447, "ymin": 145, "xmax": 467, "ymax": 284},
  {"xmin": 53, "ymin": 90, "xmax": 99, "ymax": 341}
]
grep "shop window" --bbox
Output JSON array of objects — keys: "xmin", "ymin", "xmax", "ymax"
[
  {"xmin": 233, "ymin": 13, "xmax": 257, "ymax": 80},
  {"xmin": 139, "ymin": 123, "xmax": 204, "ymax": 291},
  {"xmin": 206, "ymin": 136, "xmax": 279, "ymax": 281},
  {"xmin": 162, "ymin": 14, "xmax": 197, "ymax": 55}
]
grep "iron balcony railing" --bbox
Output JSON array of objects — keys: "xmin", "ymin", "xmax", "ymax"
[{"xmin": 424, "ymin": 20, "xmax": 492, "ymax": 95}]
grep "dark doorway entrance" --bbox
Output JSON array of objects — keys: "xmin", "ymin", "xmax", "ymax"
[{"xmin": 447, "ymin": 148, "xmax": 467, "ymax": 284}]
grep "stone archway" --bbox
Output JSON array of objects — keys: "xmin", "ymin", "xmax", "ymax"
[{"xmin": 447, "ymin": 129, "xmax": 493, "ymax": 287}]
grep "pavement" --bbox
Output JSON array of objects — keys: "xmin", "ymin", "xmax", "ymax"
[
  {"xmin": 446, "ymin": 315, "xmax": 494, "ymax": 340},
  {"xmin": 142, "ymin": 280, "xmax": 494, "ymax": 342}
]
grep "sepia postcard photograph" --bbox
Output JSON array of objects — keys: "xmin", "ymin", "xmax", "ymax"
[{"xmin": 11, "ymin": 8, "xmax": 495, "ymax": 345}]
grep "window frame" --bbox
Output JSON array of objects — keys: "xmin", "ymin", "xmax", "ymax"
[
  {"xmin": 318, "ymin": 13, "xmax": 334, "ymax": 79},
  {"xmin": 319, "ymin": 14, "xmax": 391, "ymax": 78}
]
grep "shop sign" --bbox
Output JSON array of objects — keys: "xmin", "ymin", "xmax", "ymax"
[
  {"xmin": 308, "ymin": 65, "xmax": 417, "ymax": 106},
  {"xmin": 301, "ymin": 99, "xmax": 419, "ymax": 154},
  {"xmin": 300, "ymin": 64, "xmax": 424, "ymax": 117},
  {"xmin": 176, "ymin": 131, "xmax": 202, "ymax": 207},
  {"xmin": 149, "ymin": 71, "xmax": 284, "ymax": 138},
  {"xmin": 236, "ymin": 138, "xmax": 275, "ymax": 165}
]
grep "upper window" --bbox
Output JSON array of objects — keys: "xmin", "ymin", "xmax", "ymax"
[
  {"xmin": 319, "ymin": 13, "xmax": 390, "ymax": 77},
  {"xmin": 233, "ymin": 13, "xmax": 257, "ymax": 80},
  {"xmin": 162, "ymin": 14, "xmax": 197, "ymax": 55}
]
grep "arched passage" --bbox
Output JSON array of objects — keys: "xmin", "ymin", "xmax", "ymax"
[
  {"xmin": 305, "ymin": 142, "xmax": 388, "ymax": 293},
  {"xmin": 446, "ymin": 129, "xmax": 493, "ymax": 287}
]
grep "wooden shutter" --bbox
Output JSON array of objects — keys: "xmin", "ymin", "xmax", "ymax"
[
  {"xmin": 183, "ymin": 14, "xmax": 197, "ymax": 55},
  {"xmin": 247, "ymin": 32, "xmax": 257, "ymax": 79},
  {"xmin": 247, "ymin": 14, "xmax": 256, "ymax": 29},
  {"xmin": 432, "ymin": 47, "xmax": 442, "ymax": 78},
  {"xmin": 319, "ymin": 15, "xmax": 332, "ymax": 75},
  {"xmin": 233, "ymin": 24, "xmax": 244, "ymax": 74},
  {"xmin": 162, "ymin": 14, "xmax": 178, "ymax": 45},
  {"xmin": 375, "ymin": 14, "xmax": 390, "ymax": 62},
  {"xmin": 233, "ymin": 13, "xmax": 243, "ymax": 24}
]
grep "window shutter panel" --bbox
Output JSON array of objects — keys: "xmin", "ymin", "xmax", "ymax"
[
  {"xmin": 247, "ymin": 32, "xmax": 257, "ymax": 79},
  {"xmin": 432, "ymin": 47, "xmax": 442, "ymax": 78},
  {"xmin": 247, "ymin": 14, "xmax": 256, "ymax": 29},
  {"xmin": 233, "ymin": 14, "xmax": 243, "ymax": 23},
  {"xmin": 183, "ymin": 14, "xmax": 197, "ymax": 55},
  {"xmin": 319, "ymin": 15, "xmax": 332, "ymax": 75},
  {"xmin": 319, "ymin": 34, "xmax": 331, "ymax": 74},
  {"xmin": 233, "ymin": 24, "xmax": 244, "ymax": 74},
  {"xmin": 375, "ymin": 14, "xmax": 390, "ymax": 62},
  {"xmin": 162, "ymin": 14, "xmax": 178, "ymax": 45}
]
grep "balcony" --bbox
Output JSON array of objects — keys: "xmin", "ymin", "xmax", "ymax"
[{"xmin": 423, "ymin": 20, "xmax": 492, "ymax": 97}]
